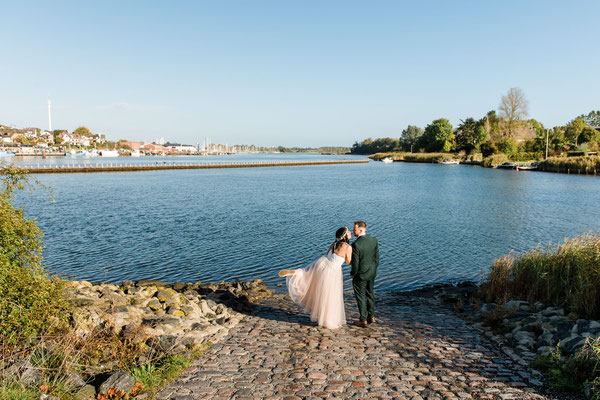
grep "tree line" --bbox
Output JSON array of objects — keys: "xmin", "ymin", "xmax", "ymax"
[{"xmin": 351, "ymin": 88, "xmax": 600, "ymax": 158}]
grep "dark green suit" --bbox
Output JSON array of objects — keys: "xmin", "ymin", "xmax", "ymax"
[{"xmin": 351, "ymin": 234, "xmax": 379, "ymax": 322}]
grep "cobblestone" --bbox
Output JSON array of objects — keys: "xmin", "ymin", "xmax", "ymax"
[{"xmin": 157, "ymin": 292, "xmax": 553, "ymax": 399}]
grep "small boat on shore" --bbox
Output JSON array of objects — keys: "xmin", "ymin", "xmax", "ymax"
[
  {"xmin": 516, "ymin": 163, "xmax": 538, "ymax": 171},
  {"xmin": 496, "ymin": 162, "xmax": 517, "ymax": 169},
  {"xmin": 98, "ymin": 150, "xmax": 119, "ymax": 157},
  {"xmin": 382, "ymin": 157, "xmax": 393, "ymax": 163},
  {"xmin": 441, "ymin": 159, "xmax": 460, "ymax": 165}
]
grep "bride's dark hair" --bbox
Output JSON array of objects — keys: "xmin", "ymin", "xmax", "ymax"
[
  {"xmin": 328, "ymin": 227, "xmax": 350, "ymax": 254},
  {"xmin": 335, "ymin": 227, "xmax": 350, "ymax": 243}
]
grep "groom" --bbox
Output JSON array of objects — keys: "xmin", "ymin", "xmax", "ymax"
[{"xmin": 350, "ymin": 221, "xmax": 379, "ymax": 327}]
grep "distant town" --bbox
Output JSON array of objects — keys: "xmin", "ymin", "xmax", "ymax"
[{"xmin": 0, "ymin": 123, "xmax": 349, "ymax": 157}]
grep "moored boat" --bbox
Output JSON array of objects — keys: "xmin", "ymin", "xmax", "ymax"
[
  {"xmin": 98, "ymin": 150, "xmax": 119, "ymax": 157},
  {"xmin": 441, "ymin": 159, "xmax": 460, "ymax": 165},
  {"xmin": 0, "ymin": 150, "xmax": 15, "ymax": 157},
  {"xmin": 382, "ymin": 157, "xmax": 393, "ymax": 163}
]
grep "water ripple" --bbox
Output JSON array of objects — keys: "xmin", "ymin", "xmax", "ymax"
[{"xmin": 17, "ymin": 157, "xmax": 600, "ymax": 292}]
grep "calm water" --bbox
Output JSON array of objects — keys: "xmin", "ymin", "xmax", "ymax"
[{"xmin": 13, "ymin": 154, "xmax": 600, "ymax": 293}]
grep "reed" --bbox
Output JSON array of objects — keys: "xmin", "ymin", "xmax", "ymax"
[
  {"xmin": 369, "ymin": 152, "xmax": 454, "ymax": 163},
  {"xmin": 482, "ymin": 154, "xmax": 509, "ymax": 168},
  {"xmin": 539, "ymin": 156, "xmax": 600, "ymax": 175},
  {"xmin": 481, "ymin": 232, "xmax": 600, "ymax": 318}
]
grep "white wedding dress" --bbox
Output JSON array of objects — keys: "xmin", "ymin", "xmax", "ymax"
[{"xmin": 286, "ymin": 250, "xmax": 347, "ymax": 329}]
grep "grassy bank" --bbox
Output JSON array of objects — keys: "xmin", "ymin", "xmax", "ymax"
[
  {"xmin": 479, "ymin": 233, "xmax": 600, "ymax": 397},
  {"xmin": 539, "ymin": 155, "xmax": 600, "ymax": 175},
  {"xmin": 369, "ymin": 152, "xmax": 455, "ymax": 163},
  {"xmin": 480, "ymin": 232, "xmax": 600, "ymax": 318}
]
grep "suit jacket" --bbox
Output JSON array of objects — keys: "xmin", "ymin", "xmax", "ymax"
[{"xmin": 351, "ymin": 234, "xmax": 379, "ymax": 280}]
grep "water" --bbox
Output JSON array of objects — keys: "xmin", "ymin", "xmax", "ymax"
[{"xmin": 12, "ymin": 154, "xmax": 600, "ymax": 293}]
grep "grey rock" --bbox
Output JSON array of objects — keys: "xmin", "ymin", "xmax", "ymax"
[
  {"xmin": 75, "ymin": 384, "xmax": 96, "ymax": 400},
  {"xmin": 560, "ymin": 336, "xmax": 586, "ymax": 354},
  {"xmin": 98, "ymin": 370, "xmax": 136, "ymax": 395},
  {"xmin": 173, "ymin": 282, "xmax": 186, "ymax": 291},
  {"xmin": 505, "ymin": 300, "xmax": 528, "ymax": 310},
  {"xmin": 66, "ymin": 372, "xmax": 87, "ymax": 389},
  {"xmin": 40, "ymin": 395, "xmax": 60, "ymax": 400},
  {"xmin": 136, "ymin": 279, "xmax": 169, "ymax": 288},
  {"xmin": 21, "ymin": 367, "xmax": 44, "ymax": 387},
  {"xmin": 156, "ymin": 289, "xmax": 175, "ymax": 303}
]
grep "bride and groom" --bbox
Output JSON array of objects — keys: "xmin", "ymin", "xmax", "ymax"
[{"xmin": 278, "ymin": 221, "xmax": 379, "ymax": 329}]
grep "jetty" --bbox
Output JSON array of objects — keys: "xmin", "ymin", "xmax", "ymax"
[{"xmin": 15, "ymin": 159, "xmax": 368, "ymax": 174}]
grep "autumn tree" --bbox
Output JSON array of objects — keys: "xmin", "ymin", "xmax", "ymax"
[
  {"xmin": 499, "ymin": 88, "xmax": 529, "ymax": 137},
  {"xmin": 73, "ymin": 126, "xmax": 92, "ymax": 137}
]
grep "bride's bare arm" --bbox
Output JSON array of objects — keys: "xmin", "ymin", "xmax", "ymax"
[{"xmin": 344, "ymin": 243, "xmax": 352, "ymax": 265}]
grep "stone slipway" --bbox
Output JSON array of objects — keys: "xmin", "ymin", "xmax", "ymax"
[{"xmin": 157, "ymin": 291, "xmax": 559, "ymax": 400}]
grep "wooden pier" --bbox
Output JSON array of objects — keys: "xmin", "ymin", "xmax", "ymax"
[{"xmin": 16, "ymin": 159, "xmax": 369, "ymax": 174}]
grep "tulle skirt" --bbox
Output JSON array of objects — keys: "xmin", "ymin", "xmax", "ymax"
[{"xmin": 286, "ymin": 256, "xmax": 346, "ymax": 329}]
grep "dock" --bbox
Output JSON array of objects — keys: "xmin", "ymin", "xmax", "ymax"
[{"xmin": 16, "ymin": 159, "xmax": 369, "ymax": 174}]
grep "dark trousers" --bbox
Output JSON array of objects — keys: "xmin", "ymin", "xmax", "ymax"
[{"xmin": 352, "ymin": 277, "xmax": 375, "ymax": 322}]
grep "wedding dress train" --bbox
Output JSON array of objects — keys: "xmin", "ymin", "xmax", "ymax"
[{"xmin": 286, "ymin": 251, "xmax": 346, "ymax": 329}]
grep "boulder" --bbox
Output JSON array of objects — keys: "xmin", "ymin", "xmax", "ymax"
[
  {"xmin": 135, "ymin": 279, "xmax": 169, "ymax": 288},
  {"xmin": 559, "ymin": 336, "xmax": 586, "ymax": 355},
  {"xmin": 98, "ymin": 371, "xmax": 136, "ymax": 395},
  {"xmin": 21, "ymin": 367, "xmax": 43, "ymax": 387},
  {"xmin": 65, "ymin": 372, "xmax": 87, "ymax": 389},
  {"xmin": 74, "ymin": 384, "xmax": 96, "ymax": 400}
]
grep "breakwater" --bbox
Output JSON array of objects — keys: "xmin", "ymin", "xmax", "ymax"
[{"xmin": 17, "ymin": 159, "xmax": 368, "ymax": 174}]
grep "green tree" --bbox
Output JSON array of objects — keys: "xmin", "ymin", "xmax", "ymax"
[
  {"xmin": 579, "ymin": 110, "xmax": 600, "ymax": 127},
  {"xmin": 0, "ymin": 166, "xmax": 71, "ymax": 344},
  {"xmin": 73, "ymin": 126, "xmax": 92, "ymax": 137},
  {"xmin": 455, "ymin": 118, "xmax": 487, "ymax": 153},
  {"xmin": 420, "ymin": 119, "xmax": 454, "ymax": 152},
  {"xmin": 564, "ymin": 117, "xmax": 586, "ymax": 146},
  {"xmin": 400, "ymin": 125, "xmax": 424, "ymax": 152},
  {"xmin": 579, "ymin": 126, "xmax": 600, "ymax": 144},
  {"xmin": 482, "ymin": 110, "xmax": 500, "ymax": 140}
]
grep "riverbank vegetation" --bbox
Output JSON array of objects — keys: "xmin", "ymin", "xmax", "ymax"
[
  {"xmin": 478, "ymin": 233, "xmax": 600, "ymax": 397},
  {"xmin": 481, "ymin": 232, "xmax": 600, "ymax": 319},
  {"xmin": 0, "ymin": 167, "xmax": 204, "ymax": 399},
  {"xmin": 352, "ymin": 88, "xmax": 600, "ymax": 173}
]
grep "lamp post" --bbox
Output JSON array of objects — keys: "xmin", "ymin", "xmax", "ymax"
[{"xmin": 545, "ymin": 129, "xmax": 549, "ymax": 160}]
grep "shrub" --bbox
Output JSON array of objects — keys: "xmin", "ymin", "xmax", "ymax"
[
  {"xmin": 480, "ymin": 142, "xmax": 498, "ymax": 157},
  {"xmin": 480, "ymin": 232, "xmax": 600, "ymax": 318},
  {"xmin": 483, "ymin": 154, "xmax": 509, "ymax": 168},
  {"xmin": 0, "ymin": 165, "xmax": 72, "ymax": 346},
  {"xmin": 497, "ymin": 138, "xmax": 517, "ymax": 155}
]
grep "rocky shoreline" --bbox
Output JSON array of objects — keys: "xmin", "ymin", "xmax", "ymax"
[
  {"xmin": 4, "ymin": 278, "xmax": 273, "ymax": 399},
  {"xmin": 5, "ymin": 279, "xmax": 598, "ymax": 399}
]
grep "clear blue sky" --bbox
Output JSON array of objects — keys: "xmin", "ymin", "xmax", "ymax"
[{"xmin": 1, "ymin": 1, "xmax": 598, "ymax": 147}]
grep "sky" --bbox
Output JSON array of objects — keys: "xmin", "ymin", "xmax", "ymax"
[{"xmin": 1, "ymin": 1, "xmax": 598, "ymax": 147}]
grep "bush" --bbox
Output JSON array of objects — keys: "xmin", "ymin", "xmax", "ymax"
[
  {"xmin": 497, "ymin": 138, "xmax": 517, "ymax": 155},
  {"xmin": 0, "ymin": 165, "xmax": 71, "ymax": 346},
  {"xmin": 510, "ymin": 152, "xmax": 543, "ymax": 162},
  {"xmin": 480, "ymin": 142, "xmax": 498, "ymax": 157},
  {"xmin": 483, "ymin": 154, "xmax": 509, "ymax": 168},
  {"xmin": 568, "ymin": 150, "xmax": 588, "ymax": 157},
  {"xmin": 480, "ymin": 232, "xmax": 600, "ymax": 318}
]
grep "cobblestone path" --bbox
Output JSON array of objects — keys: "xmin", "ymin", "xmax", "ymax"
[{"xmin": 157, "ymin": 292, "xmax": 552, "ymax": 399}]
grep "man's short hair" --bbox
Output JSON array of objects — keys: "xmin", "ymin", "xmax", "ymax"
[{"xmin": 354, "ymin": 221, "xmax": 367, "ymax": 229}]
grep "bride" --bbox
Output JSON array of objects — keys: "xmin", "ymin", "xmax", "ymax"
[{"xmin": 278, "ymin": 227, "xmax": 351, "ymax": 329}]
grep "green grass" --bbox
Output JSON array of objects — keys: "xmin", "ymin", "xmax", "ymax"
[
  {"xmin": 481, "ymin": 232, "xmax": 600, "ymax": 318},
  {"xmin": 130, "ymin": 354, "xmax": 192, "ymax": 398},
  {"xmin": 369, "ymin": 152, "xmax": 455, "ymax": 163},
  {"xmin": 539, "ymin": 155, "xmax": 600, "ymax": 175}
]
